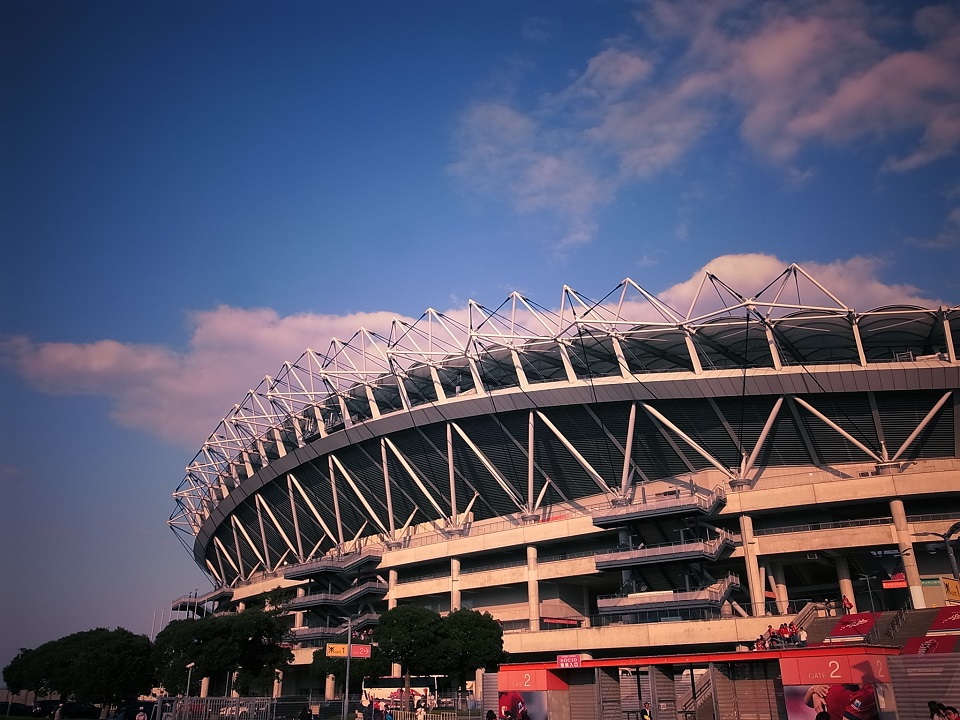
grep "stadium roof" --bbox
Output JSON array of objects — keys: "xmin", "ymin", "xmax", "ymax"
[{"xmin": 169, "ymin": 263, "xmax": 959, "ymax": 582}]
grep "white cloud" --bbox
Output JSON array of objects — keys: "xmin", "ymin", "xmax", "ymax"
[
  {"xmin": 2, "ymin": 255, "xmax": 943, "ymax": 451},
  {"xmin": 450, "ymin": 1, "xmax": 960, "ymax": 247},
  {"xmin": 1, "ymin": 307, "xmax": 407, "ymax": 448}
]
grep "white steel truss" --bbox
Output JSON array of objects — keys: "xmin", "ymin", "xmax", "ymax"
[{"xmin": 169, "ymin": 265, "xmax": 959, "ymax": 586}]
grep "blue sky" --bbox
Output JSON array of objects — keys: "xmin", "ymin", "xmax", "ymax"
[{"xmin": 2, "ymin": 0, "xmax": 959, "ymax": 676}]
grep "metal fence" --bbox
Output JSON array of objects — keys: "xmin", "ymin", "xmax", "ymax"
[{"xmin": 155, "ymin": 697, "xmax": 304, "ymax": 720}]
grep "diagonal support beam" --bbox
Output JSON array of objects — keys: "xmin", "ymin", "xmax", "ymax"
[
  {"xmin": 450, "ymin": 422, "xmax": 526, "ymax": 511},
  {"xmin": 232, "ymin": 515, "xmax": 267, "ymax": 570},
  {"xmin": 330, "ymin": 454, "xmax": 391, "ymax": 535},
  {"xmin": 791, "ymin": 396, "xmax": 882, "ymax": 462},
  {"xmin": 639, "ymin": 402, "xmax": 735, "ymax": 478},
  {"xmin": 535, "ymin": 411, "xmax": 616, "ymax": 497},
  {"xmin": 743, "ymin": 397, "xmax": 784, "ymax": 477},
  {"xmin": 383, "ymin": 437, "xmax": 451, "ymax": 520},
  {"xmin": 891, "ymin": 391, "xmax": 953, "ymax": 461},
  {"xmin": 289, "ymin": 473, "xmax": 336, "ymax": 545},
  {"xmin": 255, "ymin": 495, "xmax": 300, "ymax": 562},
  {"xmin": 214, "ymin": 536, "xmax": 241, "ymax": 576}
]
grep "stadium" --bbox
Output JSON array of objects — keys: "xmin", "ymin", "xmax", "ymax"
[{"xmin": 168, "ymin": 263, "xmax": 960, "ymax": 708}]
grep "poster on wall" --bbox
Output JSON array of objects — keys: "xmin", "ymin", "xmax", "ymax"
[
  {"xmin": 783, "ymin": 683, "xmax": 878, "ymax": 720},
  {"xmin": 498, "ymin": 690, "xmax": 548, "ymax": 720}
]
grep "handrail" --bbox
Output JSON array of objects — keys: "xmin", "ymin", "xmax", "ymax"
[
  {"xmin": 884, "ymin": 598, "xmax": 913, "ymax": 638},
  {"xmin": 753, "ymin": 517, "xmax": 893, "ymax": 536},
  {"xmin": 285, "ymin": 580, "xmax": 388, "ymax": 609},
  {"xmin": 598, "ymin": 573, "xmax": 740, "ymax": 604},
  {"xmin": 792, "ymin": 601, "xmax": 819, "ymax": 629},
  {"xmin": 592, "ymin": 486, "xmax": 727, "ymax": 521},
  {"xmin": 595, "ymin": 532, "xmax": 740, "ymax": 564},
  {"xmin": 678, "ymin": 672, "xmax": 713, "ymax": 712}
]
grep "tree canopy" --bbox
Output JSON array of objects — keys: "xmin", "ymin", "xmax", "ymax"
[
  {"xmin": 2, "ymin": 628, "xmax": 153, "ymax": 704},
  {"xmin": 370, "ymin": 605, "xmax": 504, "ymax": 698},
  {"xmin": 153, "ymin": 609, "xmax": 292, "ymax": 695},
  {"xmin": 372, "ymin": 605, "xmax": 444, "ymax": 677},
  {"xmin": 440, "ymin": 609, "xmax": 504, "ymax": 690}
]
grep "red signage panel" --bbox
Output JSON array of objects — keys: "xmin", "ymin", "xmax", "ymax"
[
  {"xmin": 499, "ymin": 669, "xmax": 567, "ymax": 691},
  {"xmin": 556, "ymin": 654, "xmax": 582, "ymax": 668},
  {"xmin": 780, "ymin": 654, "xmax": 890, "ymax": 686},
  {"xmin": 903, "ymin": 634, "xmax": 959, "ymax": 654},
  {"xmin": 828, "ymin": 612, "xmax": 876, "ymax": 638},
  {"xmin": 928, "ymin": 606, "xmax": 960, "ymax": 635}
]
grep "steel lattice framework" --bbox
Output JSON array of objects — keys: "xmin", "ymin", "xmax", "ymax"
[{"xmin": 169, "ymin": 264, "xmax": 960, "ymax": 587}]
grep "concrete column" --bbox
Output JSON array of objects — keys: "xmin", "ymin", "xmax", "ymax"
[
  {"xmin": 388, "ymin": 569, "xmax": 398, "ymax": 610},
  {"xmin": 200, "ymin": 677, "xmax": 210, "ymax": 698},
  {"xmin": 451, "ymin": 557, "xmax": 461, "ymax": 611},
  {"xmin": 582, "ymin": 586, "xmax": 591, "ymax": 628},
  {"xmin": 527, "ymin": 545, "xmax": 540, "ymax": 631},
  {"xmin": 325, "ymin": 674, "xmax": 336, "ymax": 701},
  {"xmin": 294, "ymin": 611, "xmax": 304, "ymax": 628},
  {"xmin": 891, "ymin": 498, "xmax": 927, "ymax": 609},
  {"xmin": 739, "ymin": 514, "xmax": 764, "ymax": 616},
  {"xmin": 772, "ymin": 563, "xmax": 789, "ymax": 614},
  {"xmin": 836, "ymin": 556, "xmax": 856, "ymax": 613},
  {"xmin": 273, "ymin": 671, "xmax": 282, "ymax": 699}
]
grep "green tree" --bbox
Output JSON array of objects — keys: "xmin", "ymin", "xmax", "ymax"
[
  {"xmin": 2, "ymin": 629, "xmax": 153, "ymax": 704},
  {"xmin": 440, "ymin": 609, "xmax": 504, "ymax": 692},
  {"xmin": 372, "ymin": 606, "xmax": 444, "ymax": 709},
  {"xmin": 153, "ymin": 610, "xmax": 293, "ymax": 696}
]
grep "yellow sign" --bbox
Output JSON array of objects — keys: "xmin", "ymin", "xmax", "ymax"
[
  {"xmin": 944, "ymin": 576, "xmax": 960, "ymax": 604},
  {"xmin": 325, "ymin": 643, "xmax": 372, "ymax": 658}
]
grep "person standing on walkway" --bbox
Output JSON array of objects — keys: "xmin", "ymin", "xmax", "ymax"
[{"xmin": 639, "ymin": 701, "xmax": 652, "ymax": 720}]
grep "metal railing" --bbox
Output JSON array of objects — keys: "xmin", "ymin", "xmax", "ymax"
[
  {"xmin": 285, "ymin": 581, "xmax": 387, "ymax": 609},
  {"xmin": 753, "ymin": 517, "xmax": 893, "ymax": 536},
  {"xmin": 596, "ymin": 530, "xmax": 740, "ymax": 564},
  {"xmin": 598, "ymin": 573, "xmax": 740, "ymax": 609},
  {"xmin": 884, "ymin": 597, "xmax": 914, "ymax": 638}
]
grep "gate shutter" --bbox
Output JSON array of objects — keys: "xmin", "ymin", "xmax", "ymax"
[
  {"xmin": 481, "ymin": 672, "xmax": 499, "ymax": 715},
  {"xmin": 712, "ymin": 662, "xmax": 785, "ymax": 720},
  {"xmin": 889, "ymin": 655, "xmax": 960, "ymax": 720},
  {"xmin": 598, "ymin": 668, "xmax": 621, "ymax": 719},
  {"xmin": 567, "ymin": 668, "xmax": 596, "ymax": 720}
]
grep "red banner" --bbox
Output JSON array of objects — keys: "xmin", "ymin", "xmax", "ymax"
[
  {"xmin": 902, "ymin": 634, "xmax": 959, "ymax": 654},
  {"xmin": 928, "ymin": 605, "xmax": 960, "ymax": 635},
  {"xmin": 828, "ymin": 612, "xmax": 876, "ymax": 638}
]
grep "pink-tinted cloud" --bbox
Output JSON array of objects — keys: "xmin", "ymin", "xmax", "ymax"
[
  {"xmin": 1, "ymin": 307, "xmax": 406, "ymax": 448},
  {"xmin": 450, "ymin": 1, "xmax": 960, "ymax": 246}
]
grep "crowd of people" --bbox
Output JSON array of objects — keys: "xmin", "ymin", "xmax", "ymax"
[{"xmin": 753, "ymin": 622, "xmax": 807, "ymax": 650}]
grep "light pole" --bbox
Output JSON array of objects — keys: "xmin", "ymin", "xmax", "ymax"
[
  {"xmin": 185, "ymin": 662, "xmax": 195, "ymax": 720},
  {"xmin": 340, "ymin": 617, "xmax": 353, "ymax": 720},
  {"xmin": 914, "ymin": 521, "xmax": 960, "ymax": 580},
  {"xmin": 857, "ymin": 575, "xmax": 877, "ymax": 614}
]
